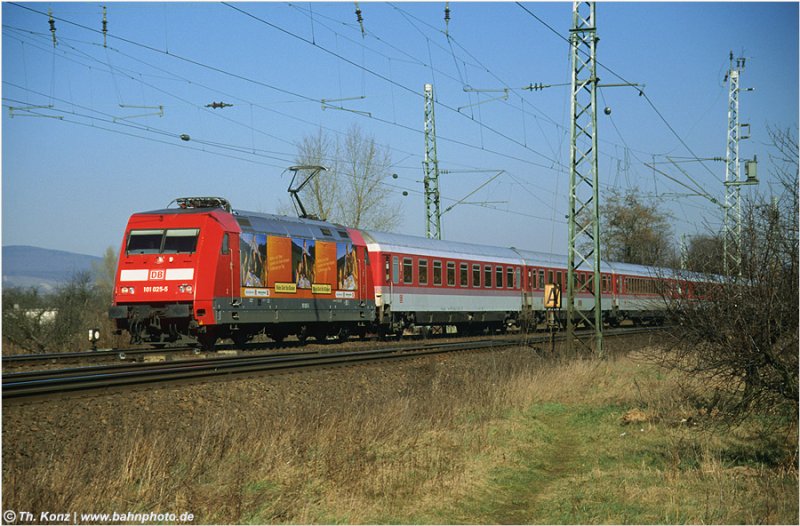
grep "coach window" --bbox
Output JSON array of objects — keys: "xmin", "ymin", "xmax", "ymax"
[
  {"xmin": 418, "ymin": 259, "xmax": 428, "ymax": 285},
  {"xmin": 433, "ymin": 261, "xmax": 442, "ymax": 286},
  {"xmin": 447, "ymin": 262, "xmax": 456, "ymax": 286},
  {"xmin": 495, "ymin": 266, "xmax": 503, "ymax": 288},
  {"xmin": 484, "ymin": 265, "xmax": 492, "ymax": 288},
  {"xmin": 392, "ymin": 256, "xmax": 400, "ymax": 285},
  {"xmin": 539, "ymin": 270, "xmax": 545, "ymax": 290},
  {"xmin": 460, "ymin": 263, "xmax": 469, "ymax": 287},
  {"xmin": 556, "ymin": 271, "xmax": 563, "ymax": 290},
  {"xmin": 472, "ymin": 264, "xmax": 481, "ymax": 288},
  {"xmin": 547, "ymin": 270, "xmax": 554, "ymax": 286},
  {"xmin": 506, "ymin": 267, "xmax": 514, "ymax": 289},
  {"xmin": 516, "ymin": 267, "xmax": 522, "ymax": 290},
  {"xmin": 403, "ymin": 258, "xmax": 413, "ymax": 284}
]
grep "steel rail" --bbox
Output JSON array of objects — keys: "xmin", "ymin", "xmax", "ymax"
[
  {"xmin": 2, "ymin": 327, "xmax": 662, "ymax": 400},
  {"xmin": 2, "ymin": 339, "xmax": 512, "ymax": 400}
]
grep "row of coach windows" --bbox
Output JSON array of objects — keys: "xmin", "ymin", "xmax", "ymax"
[
  {"xmin": 625, "ymin": 277, "xmax": 658, "ymax": 295},
  {"xmin": 527, "ymin": 268, "xmax": 613, "ymax": 294},
  {"xmin": 392, "ymin": 256, "xmax": 520, "ymax": 289}
]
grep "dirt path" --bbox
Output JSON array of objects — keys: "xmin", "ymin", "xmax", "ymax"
[{"xmin": 454, "ymin": 403, "xmax": 587, "ymax": 524}]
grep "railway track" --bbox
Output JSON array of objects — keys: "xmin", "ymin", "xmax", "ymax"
[
  {"xmin": 2, "ymin": 327, "xmax": 662, "ymax": 401},
  {"xmin": 1, "ymin": 340, "xmax": 318, "ymax": 369}
]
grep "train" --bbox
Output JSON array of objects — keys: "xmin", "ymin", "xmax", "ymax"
[{"xmin": 109, "ymin": 196, "xmax": 683, "ymax": 349}]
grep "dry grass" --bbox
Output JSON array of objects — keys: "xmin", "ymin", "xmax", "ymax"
[{"xmin": 3, "ymin": 340, "xmax": 797, "ymax": 524}]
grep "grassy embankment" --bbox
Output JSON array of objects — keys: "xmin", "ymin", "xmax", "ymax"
[{"xmin": 4, "ymin": 339, "xmax": 797, "ymax": 524}]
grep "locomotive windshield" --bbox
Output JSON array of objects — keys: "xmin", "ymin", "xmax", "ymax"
[{"xmin": 127, "ymin": 228, "xmax": 199, "ymax": 254}]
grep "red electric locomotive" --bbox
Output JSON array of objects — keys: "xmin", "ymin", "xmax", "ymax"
[{"xmin": 109, "ymin": 197, "xmax": 374, "ymax": 349}]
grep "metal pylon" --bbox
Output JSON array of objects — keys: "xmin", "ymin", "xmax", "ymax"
[
  {"xmin": 423, "ymin": 83, "xmax": 442, "ymax": 239},
  {"xmin": 724, "ymin": 53, "xmax": 745, "ymax": 276},
  {"xmin": 567, "ymin": 1, "xmax": 603, "ymax": 356}
]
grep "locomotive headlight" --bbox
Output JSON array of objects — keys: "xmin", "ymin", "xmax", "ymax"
[
  {"xmin": 179, "ymin": 285, "xmax": 185, "ymax": 293},
  {"xmin": 186, "ymin": 285, "xmax": 193, "ymax": 293},
  {"xmin": 121, "ymin": 287, "xmax": 129, "ymax": 294}
]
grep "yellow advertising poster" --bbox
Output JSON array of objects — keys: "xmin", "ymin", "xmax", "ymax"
[
  {"xmin": 267, "ymin": 236, "xmax": 293, "ymax": 287},
  {"xmin": 312, "ymin": 284, "xmax": 332, "ymax": 294},
  {"xmin": 275, "ymin": 282, "xmax": 297, "ymax": 294},
  {"xmin": 314, "ymin": 241, "xmax": 337, "ymax": 289}
]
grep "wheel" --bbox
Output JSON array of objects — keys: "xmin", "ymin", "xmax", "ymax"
[
  {"xmin": 197, "ymin": 333, "xmax": 217, "ymax": 352},
  {"xmin": 231, "ymin": 332, "xmax": 250, "ymax": 348},
  {"xmin": 268, "ymin": 331, "xmax": 286, "ymax": 344},
  {"xmin": 336, "ymin": 327, "xmax": 350, "ymax": 343}
]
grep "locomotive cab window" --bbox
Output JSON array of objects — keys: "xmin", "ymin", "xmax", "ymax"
[
  {"xmin": 221, "ymin": 233, "xmax": 230, "ymax": 255},
  {"xmin": 127, "ymin": 229, "xmax": 164, "ymax": 254},
  {"xmin": 163, "ymin": 229, "xmax": 200, "ymax": 253},
  {"xmin": 127, "ymin": 228, "xmax": 199, "ymax": 254}
]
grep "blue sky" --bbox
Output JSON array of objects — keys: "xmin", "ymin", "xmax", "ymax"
[{"xmin": 2, "ymin": 2, "xmax": 798, "ymax": 257}]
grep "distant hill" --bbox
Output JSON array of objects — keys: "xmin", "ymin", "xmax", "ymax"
[{"xmin": 2, "ymin": 245, "xmax": 102, "ymax": 292}]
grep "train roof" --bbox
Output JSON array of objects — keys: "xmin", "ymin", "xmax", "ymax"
[
  {"xmin": 231, "ymin": 209, "xmax": 353, "ymax": 242},
  {"xmin": 136, "ymin": 198, "xmax": 694, "ymax": 279},
  {"xmin": 359, "ymin": 229, "xmax": 698, "ymax": 279},
  {"xmin": 362, "ymin": 229, "xmax": 617, "ymax": 272},
  {"xmin": 135, "ymin": 199, "xmax": 354, "ymax": 243}
]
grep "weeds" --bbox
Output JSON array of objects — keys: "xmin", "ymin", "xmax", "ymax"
[{"xmin": 3, "ymin": 345, "xmax": 797, "ymax": 524}]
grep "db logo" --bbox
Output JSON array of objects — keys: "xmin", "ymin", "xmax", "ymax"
[{"xmin": 149, "ymin": 269, "xmax": 165, "ymax": 280}]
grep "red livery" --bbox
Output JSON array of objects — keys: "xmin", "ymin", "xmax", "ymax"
[{"xmin": 110, "ymin": 197, "xmax": 699, "ymax": 349}]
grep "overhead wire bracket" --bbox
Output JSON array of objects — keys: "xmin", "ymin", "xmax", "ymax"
[
  {"xmin": 458, "ymin": 88, "xmax": 509, "ymax": 112},
  {"xmin": 439, "ymin": 169, "xmax": 505, "ymax": 216},
  {"xmin": 113, "ymin": 104, "xmax": 164, "ymax": 122},
  {"xmin": 321, "ymin": 96, "xmax": 370, "ymax": 117},
  {"xmin": 8, "ymin": 105, "xmax": 62, "ymax": 119}
]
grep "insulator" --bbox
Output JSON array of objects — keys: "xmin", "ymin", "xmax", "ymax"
[{"xmin": 48, "ymin": 9, "xmax": 57, "ymax": 47}]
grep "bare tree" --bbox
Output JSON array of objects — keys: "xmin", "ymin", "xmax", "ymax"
[
  {"xmin": 338, "ymin": 124, "xmax": 402, "ymax": 231},
  {"xmin": 291, "ymin": 128, "xmax": 340, "ymax": 222},
  {"xmin": 93, "ymin": 246, "xmax": 118, "ymax": 303},
  {"xmin": 601, "ymin": 187, "xmax": 675, "ymax": 266},
  {"xmin": 656, "ymin": 127, "xmax": 798, "ymax": 421},
  {"xmin": 288, "ymin": 125, "xmax": 402, "ymax": 231},
  {"xmin": 685, "ymin": 234, "xmax": 725, "ymax": 274}
]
